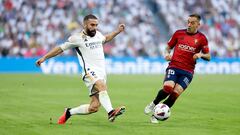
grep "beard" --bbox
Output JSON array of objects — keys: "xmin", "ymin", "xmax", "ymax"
[{"xmin": 86, "ymin": 29, "xmax": 96, "ymax": 37}]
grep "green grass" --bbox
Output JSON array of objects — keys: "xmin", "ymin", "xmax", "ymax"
[{"xmin": 0, "ymin": 74, "xmax": 239, "ymax": 135}]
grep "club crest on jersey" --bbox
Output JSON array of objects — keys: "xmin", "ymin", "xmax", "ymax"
[{"xmin": 194, "ymin": 39, "xmax": 198, "ymax": 45}]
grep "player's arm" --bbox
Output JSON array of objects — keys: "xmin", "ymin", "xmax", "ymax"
[
  {"xmin": 104, "ymin": 24, "xmax": 125, "ymax": 43},
  {"xmin": 164, "ymin": 45, "xmax": 172, "ymax": 61},
  {"xmin": 36, "ymin": 47, "xmax": 63, "ymax": 66},
  {"xmin": 201, "ymin": 53, "xmax": 211, "ymax": 61},
  {"xmin": 193, "ymin": 52, "xmax": 211, "ymax": 61},
  {"xmin": 36, "ymin": 35, "xmax": 79, "ymax": 67},
  {"xmin": 165, "ymin": 31, "xmax": 178, "ymax": 61},
  {"xmin": 193, "ymin": 36, "xmax": 211, "ymax": 61}
]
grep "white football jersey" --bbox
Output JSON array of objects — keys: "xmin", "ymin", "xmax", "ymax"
[{"xmin": 60, "ymin": 31, "xmax": 106, "ymax": 79}]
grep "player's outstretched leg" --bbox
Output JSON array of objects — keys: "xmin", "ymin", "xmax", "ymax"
[
  {"xmin": 58, "ymin": 108, "xmax": 71, "ymax": 124},
  {"xmin": 108, "ymin": 106, "xmax": 126, "ymax": 122},
  {"xmin": 144, "ymin": 102, "xmax": 155, "ymax": 114}
]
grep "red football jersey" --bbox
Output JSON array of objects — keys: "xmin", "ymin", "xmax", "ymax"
[{"xmin": 167, "ymin": 29, "xmax": 209, "ymax": 74}]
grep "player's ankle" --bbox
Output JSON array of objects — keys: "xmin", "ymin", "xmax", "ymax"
[{"xmin": 108, "ymin": 110, "xmax": 114, "ymax": 116}]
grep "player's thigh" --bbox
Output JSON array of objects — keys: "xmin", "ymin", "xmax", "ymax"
[
  {"xmin": 83, "ymin": 70, "xmax": 107, "ymax": 96},
  {"xmin": 163, "ymin": 68, "xmax": 178, "ymax": 87},
  {"xmin": 176, "ymin": 73, "xmax": 193, "ymax": 90}
]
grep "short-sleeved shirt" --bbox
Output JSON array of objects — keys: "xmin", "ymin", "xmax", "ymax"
[
  {"xmin": 167, "ymin": 29, "xmax": 209, "ymax": 74},
  {"xmin": 60, "ymin": 31, "xmax": 106, "ymax": 78}
]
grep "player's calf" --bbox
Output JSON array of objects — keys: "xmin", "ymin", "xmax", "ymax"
[
  {"xmin": 152, "ymin": 88, "xmax": 171, "ymax": 105},
  {"xmin": 163, "ymin": 91, "xmax": 180, "ymax": 108}
]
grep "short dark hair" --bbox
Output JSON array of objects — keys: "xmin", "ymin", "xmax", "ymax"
[
  {"xmin": 189, "ymin": 14, "xmax": 201, "ymax": 21},
  {"xmin": 83, "ymin": 14, "xmax": 98, "ymax": 22}
]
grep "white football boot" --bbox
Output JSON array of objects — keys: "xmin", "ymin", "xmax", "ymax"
[
  {"xmin": 144, "ymin": 102, "xmax": 155, "ymax": 115},
  {"xmin": 150, "ymin": 115, "xmax": 159, "ymax": 124}
]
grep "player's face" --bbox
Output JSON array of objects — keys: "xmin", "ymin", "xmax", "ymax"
[
  {"xmin": 84, "ymin": 19, "xmax": 98, "ymax": 37},
  {"xmin": 187, "ymin": 17, "xmax": 200, "ymax": 34}
]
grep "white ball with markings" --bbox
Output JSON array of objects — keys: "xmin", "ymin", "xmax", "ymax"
[{"xmin": 153, "ymin": 103, "xmax": 171, "ymax": 121}]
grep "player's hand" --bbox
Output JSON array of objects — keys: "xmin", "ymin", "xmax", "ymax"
[
  {"xmin": 118, "ymin": 24, "xmax": 125, "ymax": 33},
  {"xmin": 164, "ymin": 54, "xmax": 172, "ymax": 61},
  {"xmin": 193, "ymin": 53, "xmax": 202, "ymax": 61},
  {"xmin": 35, "ymin": 57, "xmax": 45, "ymax": 67}
]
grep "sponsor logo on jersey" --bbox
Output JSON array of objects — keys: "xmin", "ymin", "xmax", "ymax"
[
  {"xmin": 85, "ymin": 41, "xmax": 102, "ymax": 49},
  {"xmin": 178, "ymin": 44, "xmax": 196, "ymax": 53}
]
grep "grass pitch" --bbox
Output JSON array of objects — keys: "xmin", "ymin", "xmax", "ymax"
[{"xmin": 0, "ymin": 74, "xmax": 239, "ymax": 135}]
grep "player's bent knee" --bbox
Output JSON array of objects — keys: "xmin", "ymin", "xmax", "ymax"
[
  {"xmin": 94, "ymin": 81, "xmax": 107, "ymax": 91},
  {"xmin": 163, "ymin": 85, "xmax": 174, "ymax": 94},
  {"xmin": 173, "ymin": 89, "xmax": 183, "ymax": 96},
  {"xmin": 173, "ymin": 84, "xmax": 184, "ymax": 95},
  {"xmin": 89, "ymin": 101, "xmax": 101, "ymax": 113},
  {"xmin": 89, "ymin": 106, "xmax": 99, "ymax": 113}
]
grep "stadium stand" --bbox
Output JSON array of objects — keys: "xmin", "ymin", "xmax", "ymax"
[
  {"xmin": 153, "ymin": 0, "xmax": 240, "ymax": 57},
  {"xmin": 0, "ymin": 0, "xmax": 239, "ymax": 58}
]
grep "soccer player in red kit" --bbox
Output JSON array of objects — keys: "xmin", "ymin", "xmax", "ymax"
[{"xmin": 144, "ymin": 14, "xmax": 211, "ymax": 123}]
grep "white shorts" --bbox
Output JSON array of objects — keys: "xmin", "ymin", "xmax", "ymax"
[{"xmin": 82, "ymin": 69, "xmax": 107, "ymax": 96}]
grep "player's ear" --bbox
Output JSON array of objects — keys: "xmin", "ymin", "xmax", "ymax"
[
  {"xmin": 83, "ymin": 20, "xmax": 87, "ymax": 28},
  {"xmin": 197, "ymin": 21, "xmax": 200, "ymax": 27}
]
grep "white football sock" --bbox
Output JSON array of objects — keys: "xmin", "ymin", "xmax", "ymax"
[
  {"xmin": 70, "ymin": 104, "xmax": 90, "ymax": 115},
  {"xmin": 99, "ymin": 91, "xmax": 113, "ymax": 113}
]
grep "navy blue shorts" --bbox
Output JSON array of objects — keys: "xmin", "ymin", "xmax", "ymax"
[{"xmin": 164, "ymin": 67, "xmax": 193, "ymax": 90}]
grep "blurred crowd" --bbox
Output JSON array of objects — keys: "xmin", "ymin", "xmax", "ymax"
[
  {"xmin": 0, "ymin": 0, "xmax": 239, "ymax": 58},
  {"xmin": 0, "ymin": 0, "xmax": 159, "ymax": 57},
  {"xmin": 155, "ymin": 0, "xmax": 240, "ymax": 57}
]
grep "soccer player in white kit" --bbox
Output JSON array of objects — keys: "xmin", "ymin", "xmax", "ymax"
[{"xmin": 36, "ymin": 14, "xmax": 125, "ymax": 124}]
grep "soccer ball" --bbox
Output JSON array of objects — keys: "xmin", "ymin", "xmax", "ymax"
[{"xmin": 153, "ymin": 103, "xmax": 171, "ymax": 121}]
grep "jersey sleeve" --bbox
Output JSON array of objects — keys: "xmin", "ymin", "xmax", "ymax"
[
  {"xmin": 98, "ymin": 31, "xmax": 106, "ymax": 44},
  {"xmin": 167, "ymin": 31, "xmax": 178, "ymax": 48},
  {"xmin": 201, "ymin": 35, "xmax": 209, "ymax": 53},
  {"xmin": 60, "ymin": 35, "xmax": 81, "ymax": 51}
]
